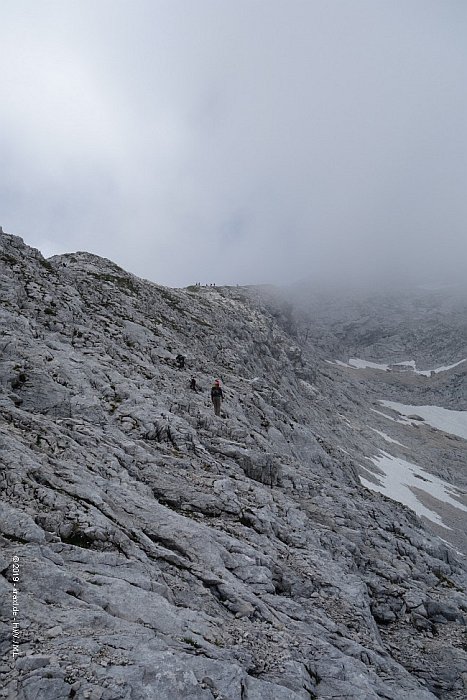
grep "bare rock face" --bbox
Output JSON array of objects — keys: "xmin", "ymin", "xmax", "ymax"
[
  {"xmin": 1, "ymin": 231, "xmax": 466, "ymax": 700},
  {"xmin": 238, "ymin": 452, "xmax": 281, "ymax": 486}
]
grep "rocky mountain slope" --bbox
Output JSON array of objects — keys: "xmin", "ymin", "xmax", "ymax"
[
  {"xmin": 1, "ymin": 231, "xmax": 466, "ymax": 700},
  {"xmin": 286, "ymin": 284, "xmax": 467, "ymax": 551}
]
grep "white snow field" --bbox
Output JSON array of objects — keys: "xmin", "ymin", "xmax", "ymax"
[
  {"xmin": 391, "ymin": 359, "xmax": 467, "ymax": 376},
  {"xmin": 360, "ymin": 451, "xmax": 467, "ymax": 529},
  {"xmin": 379, "ymin": 401, "xmax": 467, "ymax": 441},
  {"xmin": 347, "ymin": 359, "xmax": 390, "ymax": 370},
  {"xmin": 329, "ymin": 359, "xmax": 390, "ymax": 370},
  {"xmin": 330, "ymin": 357, "xmax": 466, "ymax": 376}
]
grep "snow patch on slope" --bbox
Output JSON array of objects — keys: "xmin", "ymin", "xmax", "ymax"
[
  {"xmin": 330, "ymin": 357, "xmax": 466, "ymax": 376},
  {"xmin": 369, "ymin": 408, "xmax": 399, "ymax": 423},
  {"xmin": 369, "ymin": 428, "xmax": 408, "ymax": 448},
  {"xmin": 360, "ymin": 452, "xmax": 467, "ymax": 529},
  {"xmin": 392, "ymin": 359, "xmax": 466, "ymax": 376},
  {"xmin": 380, "ymin": 401, "xmax": 467, "ymax": 441},
  {"xmin": 348, "ymin": 358, "xmax": 389, "ymax": 370}
]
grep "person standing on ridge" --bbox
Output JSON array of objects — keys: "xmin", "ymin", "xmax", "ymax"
[{"xmin": 211, "ymin": 379, "xmax": 223, "ymax": 416}]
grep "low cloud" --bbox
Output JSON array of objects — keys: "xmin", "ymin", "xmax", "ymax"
[{"xmin": 1, "ymin": 1, "xmax": 466, "ymax": 288}]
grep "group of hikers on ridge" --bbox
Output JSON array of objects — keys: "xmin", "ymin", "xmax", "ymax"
[
  {"xmin": 193, "ymin": 377, "xmax": 224, "ymax": 416},
  {"xmin": 187, "ymin": 373, "xmax": 224, "ymax": 416},
  {"xmin": 175, "ymin": 353, "xmax": 224, "ymax": 416}
]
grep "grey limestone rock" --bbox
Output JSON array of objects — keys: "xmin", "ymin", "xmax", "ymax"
[{"xmin": 0, "ymin": 232, "xmax": 466, "ymax": 699}]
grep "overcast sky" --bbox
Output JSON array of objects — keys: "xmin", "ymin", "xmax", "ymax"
[{"xmin": 1, "ymin": 1, "xmax": 466, "ymax": 287}]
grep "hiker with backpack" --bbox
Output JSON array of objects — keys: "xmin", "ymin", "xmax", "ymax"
[{"xmin": 211, "ymin": 379, "xmax": 223, "ymax": 416}]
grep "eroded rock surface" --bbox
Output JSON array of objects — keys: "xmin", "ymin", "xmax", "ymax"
[{"xmin": 1, "ymin": 232, "xmax": 466, "ymax": 699}]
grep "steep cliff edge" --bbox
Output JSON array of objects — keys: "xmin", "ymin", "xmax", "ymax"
[{"xmin": 1, "ymin": 232, "xmax": 466, "ymax": 699}]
